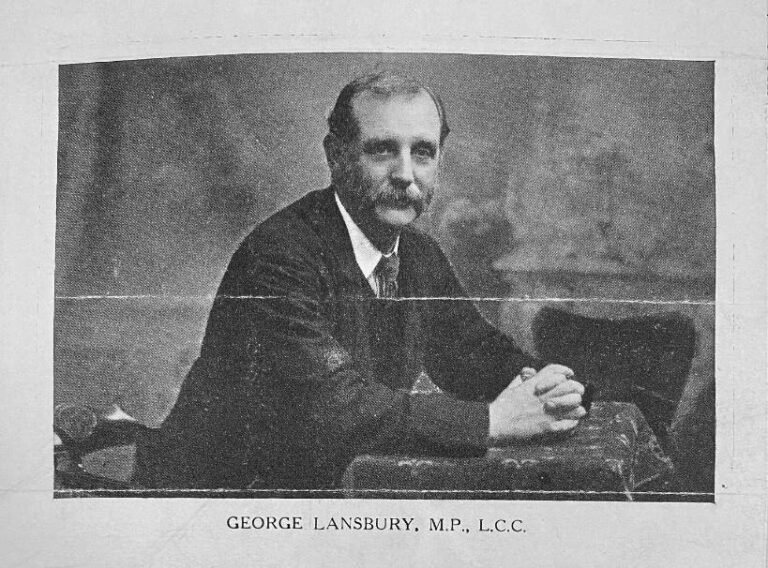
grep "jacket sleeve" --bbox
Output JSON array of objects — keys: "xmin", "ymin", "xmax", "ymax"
[
  {"xmin": 191, "ymin": 229, "xmax": 491, "ymax": 488},
  {"xmin": 421, "ymin": 239, "xmax": 543, "ymax": 402}
]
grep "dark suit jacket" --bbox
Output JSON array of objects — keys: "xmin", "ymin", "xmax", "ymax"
[{"xmin": 139, "ymin": 187, "xmax": 538, "ymax": 490}]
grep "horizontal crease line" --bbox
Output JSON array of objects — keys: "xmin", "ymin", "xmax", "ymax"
[
  {"xmin": 49, "ymin": 488, "xmax": 718, "ymax": 496},
  {"xmin": 54, "ymin": 295, "xmax": 715, "ymax": 305},
  {"xmin": 53, "ymin": 32, "xmax": 657, "ymax": 43}
]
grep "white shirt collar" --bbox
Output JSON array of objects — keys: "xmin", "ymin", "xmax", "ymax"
[{"xmin": 334, "ymin": 191, "xmax": 399, "ymax": 280}]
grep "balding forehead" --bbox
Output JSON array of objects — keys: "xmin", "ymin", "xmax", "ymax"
[
  {"xmin": 352, "ymin": 88, "xmax": 439, "ymax": 117},
  {"xmin": 350, "ymin": 90, "xmax": 442, "ymax": 143}
]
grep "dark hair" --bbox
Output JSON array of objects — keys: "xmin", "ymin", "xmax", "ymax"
[{"xmin": 327, "ymin": 71, "xmax": 451, "ymax": 146}]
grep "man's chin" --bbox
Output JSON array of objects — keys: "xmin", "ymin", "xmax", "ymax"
[{"xmin": 373, "ymin": 203, "xmax": 419, "ymax": 227}]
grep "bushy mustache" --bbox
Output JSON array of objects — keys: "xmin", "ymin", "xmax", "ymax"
[
  {"xmin": 366, "ymin": 183, "xmax": 432, "ymax": 214},
  {"xmin": 333, "ymin": 160, "xmax": 436, "ymax": 217}
]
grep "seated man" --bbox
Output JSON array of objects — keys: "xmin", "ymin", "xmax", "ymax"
[{"xmin": 138, "ymin": 71, "xmax": 585, "ymax": 490}]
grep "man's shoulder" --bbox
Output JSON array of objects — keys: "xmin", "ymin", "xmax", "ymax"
[
  {"xmin": 400, "ymin": 224, "xmax": 449, "ymax": 262},
  {"xmin": 258, "ymin": 187, "xmax": 331, "ymax": 231},
  {"xmin": 230, "ymin": 187, "xmax": 452, "ymax": 275},
  {"xmin": 239, "ymin": 188, "xmax": 335, "ymax": 254}
]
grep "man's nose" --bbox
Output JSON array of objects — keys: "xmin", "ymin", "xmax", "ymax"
[{"xmin": 390, "ymin": 150, "xmax": 414, "ymax": 188}]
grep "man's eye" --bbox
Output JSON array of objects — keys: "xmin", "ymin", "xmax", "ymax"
[
  {"xmin": 413, "ymin": 146, "xmax": 436, "ymax": 159},
  {"xmin": 365, "ymin": 143, "xmax": 395, "ymax": 156}
]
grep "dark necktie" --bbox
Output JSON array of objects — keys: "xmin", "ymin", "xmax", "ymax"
[
  {"xmin": 370, "ymin": 251, "xmax": 406, "ymax": 388},
  {"xmin": 375, "ymin": 252, "xmax": 400, "ymax": 298}
]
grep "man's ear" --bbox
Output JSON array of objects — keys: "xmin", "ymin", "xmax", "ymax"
[{"xmin": 323, "ymin": 133, "xmax": 344, "ymax": 172}]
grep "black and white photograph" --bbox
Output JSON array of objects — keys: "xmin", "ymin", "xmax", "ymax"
[
  {"xmin": 2, "ymin": 2, "xmax": 766, "ymax": 567},
  {"xmin": 54, "ymin": 53, "xmax": 715, "ymax": 501}
]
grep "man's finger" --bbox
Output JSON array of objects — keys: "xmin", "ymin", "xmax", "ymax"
[
  {"xmin": 539, "ymin": 379, "xmax": 585, "ymax": 399},
  {"xmin": 531, "ymin": 370, "xmax": 570, "ymax": 395},
  {"xmin": 519, "ymin": 367, "xmax": 537, "ymax": 382},
  {"xmin": 546, "ymin": 418, "xmax": 579, "ymax": 433},
  {"xmin": 543, "ymin": 393, "xmax": 583, "ymax": 412},
  {"xmin": 540, "ymin": 364, "xmax": 574, "ymax": 377},
  {"xmin": 546, "ymin": 406, "xmax": 586, "ymax": 420}
]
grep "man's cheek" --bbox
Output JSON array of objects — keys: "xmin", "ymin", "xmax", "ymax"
[
  {"xmin": 416, "ymin": 168, "xmax": 436, "ymax": 189},
  {"xmin": 418, "ymin": 177, "xmax": 436, "ymax": 205}
]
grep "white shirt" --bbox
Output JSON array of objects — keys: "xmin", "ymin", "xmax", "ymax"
[{"xmin": 334, "ymin": 192, "xmax": 399, "ymax": 297}]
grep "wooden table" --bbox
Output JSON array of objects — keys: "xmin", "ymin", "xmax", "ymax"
[{"xmin": 343, "ymin": 402, "xmax": 674, "ymax": 501}]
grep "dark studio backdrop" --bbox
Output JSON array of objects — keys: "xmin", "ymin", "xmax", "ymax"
[{"xmin": 55, "ymin": 53, "xmax": 715, "ymax": 493}]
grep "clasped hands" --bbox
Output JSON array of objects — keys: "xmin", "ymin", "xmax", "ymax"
[{"xmin": 488, "ymin": 364, "xmax": 586, "ymax": 444}]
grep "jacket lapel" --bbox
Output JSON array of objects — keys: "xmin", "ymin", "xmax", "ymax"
[
  {"xmin": 302, "ymin": 187, "xmax": 375, "ymax": 298},
  {"xmin": 300, "ymin": 188, "xmax": 430, "ymax": 388}
]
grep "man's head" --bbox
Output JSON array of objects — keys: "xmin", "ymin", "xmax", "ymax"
[{"xmin": 324, "ymin": 72, "xmax": 450, "ymax": 249}]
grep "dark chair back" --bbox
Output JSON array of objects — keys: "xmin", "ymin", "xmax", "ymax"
[{"xmin": 532, "ymin": 307, "xmax": 696, "ymax": 449}]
